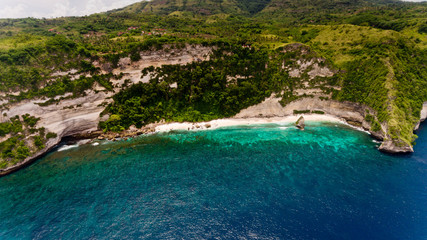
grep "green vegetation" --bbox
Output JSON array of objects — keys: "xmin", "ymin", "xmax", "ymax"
[
  {"xmin": 100, "ymin": 41, "xmax": 342, "ymax": 131},
  {"xmin": 46, "ymin": 132, "xmax": 57, "ymax": 139},
  {"xmin": 22, "ymin": 114, "xmax": 40, "ymax": 127},
  {"xmin": 293, "ymin": 110, "xmax": 311, "ymax": 114},
  {"xmin": 419, "ymin": 21, "xmax": 427, "ymax": 34},
  {"xmin": 365, "ymin": 113, "xmax": 382, "ymax": 132},
  {"xmin": 292, "ymin": 110, "xmax": 325, "ymax": 114},
  {"xmin": 32, "ymin": 136, "xmax": 45, "ymax": 150},
  {"xmin": 100, "ymin": 43, "xmax": 281, "ymax": 131},
  {"xmin": 0, "ymin": 115, "xmax": 55, "ymax": 169},
  {"xmin": 312, "ymin": 110, "xmax": 325, "ymax": 115},
  {"xmin": 0, "ymin": 116, "xmax": 22, "ymax": 136}
]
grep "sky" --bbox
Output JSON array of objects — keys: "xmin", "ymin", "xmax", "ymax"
[
  {"xmin": 0, "ymin": 0, "xmax": 144, "ymax": 19},
  {"xmin": 0, "ymin": 0, "xmax": 425, "ymax": 19}
]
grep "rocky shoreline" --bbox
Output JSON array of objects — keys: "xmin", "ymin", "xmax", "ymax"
[
  {"xmin": 0, "ymin": 137, "xmax": 60, "ymax": 176},
  {"xmin": 1, "ymin": 108, "xmax": 426, "ymax": 177},
  {"xmin": 0, "ymin": 122, "xmax": 157, "ymax": 177},
  {"xmin": 2, "ymin": 97, "xmax": 426, "ymax": 177}
]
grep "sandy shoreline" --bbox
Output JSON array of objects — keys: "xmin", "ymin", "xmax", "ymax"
[
  {"xmin": 0, "ymin": 113, "xmax": 395, "ymax": 177},
  {"xmin": 155, "ymin": 114, "xmax": 348, "ymax": 132}
]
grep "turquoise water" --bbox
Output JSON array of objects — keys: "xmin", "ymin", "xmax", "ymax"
[{"xmin": 0, "ymin": 122, "xmax": 426, "ymax": 239}]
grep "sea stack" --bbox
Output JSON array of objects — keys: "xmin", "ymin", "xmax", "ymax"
[{"xmin": 295, "ymin": 116, "xmax": 305, "ymax": 130}]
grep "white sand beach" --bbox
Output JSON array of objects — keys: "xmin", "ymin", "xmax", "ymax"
[{"xmin": 155, "ymin": 114, "xmax": 346, "ymax": 132}]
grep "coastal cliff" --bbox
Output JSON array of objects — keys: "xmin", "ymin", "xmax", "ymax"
[
  {"xmin": 0, "ymin": 45, "xmax": 213, "ymax": 176},
  {"xmin": 0, "ymin": 42, "xmax": 425, "ymax": 176},
  {"xmin": 415, "ymin": 102, "xmax": 427, "ymax": 131}
]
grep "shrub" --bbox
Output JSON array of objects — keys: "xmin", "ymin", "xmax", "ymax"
[
  {"xmin": 312, "ymin": 110, "xmax": 324, "ymax": 114},
  {"xmin": 46, "ymin": 132, "xmax": 57, "ymax": 139},
  {"xmin": 22, "ymin": 114, "xmax": 40, "ymax": 127},
  {"xmin": 33, "ymin": 136, "xmax": 45, "ymax": 150},
  {"xmin": 293, "ymin": 110, "xmax": 310, "ymax": 114}
]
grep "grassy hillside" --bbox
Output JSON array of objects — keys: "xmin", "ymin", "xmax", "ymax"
[{"xmin": 112, "ymin": 0, "xmax": 272, "ymax": 15}]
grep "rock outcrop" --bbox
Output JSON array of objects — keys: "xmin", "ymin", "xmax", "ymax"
[
  {"xmin": 295, "ymin": 116, "xmax": 305, "ymax": 130},
  {"xmin": 414, "ymin": 102, "xmax": 427, "ymax": 131},
  {"xmin": 380, "ymin": 101, "xmax": 427, "ymax": 154},
  {"xmin": 0, "ymin": 91, "xmax": 110, "ymax": 176},
  {"xmin": 0, "ymin": 137, "xmax": 60, "ymax": 176},
  {"xmin": 235, "ymin": 96, "xmax": 368, "ymax": 127},
  {"xmin": 1, "ymin": 91, "xmax": 111, "ymax": 138},
  {"xmin": 379, "ymin": 140, "xmax": 414, "ymax": 153}
]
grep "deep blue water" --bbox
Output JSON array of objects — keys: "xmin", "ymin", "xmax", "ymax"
[{"xmin": 0, "ymin": 121, "xmax": 426, "ymax": 240}]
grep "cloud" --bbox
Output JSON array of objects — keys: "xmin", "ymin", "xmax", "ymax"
[
  {"xmin": 82, "ymin": 0, "xmax": 147, "ymax": 15},
  {"xmin": 83, "ymin": 0, "xmax": 105, "ymax": 15},
  {"xmin": 0, "ymin": 4, "xmax": 27, "ymax": 18},
  {"xmin": 51, "ymin": 0, "xmax": 73, "ymax": 18},
  {"xmin": 0, "ymin": 0, "xmax": 144, "ymax": 19}
]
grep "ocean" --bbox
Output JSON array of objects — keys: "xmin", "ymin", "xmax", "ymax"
[{"xmin": 0, "ymin": 121, "xmax": 426, "ymax": 239}]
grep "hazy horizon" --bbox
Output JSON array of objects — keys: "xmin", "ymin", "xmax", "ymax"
[{"xmin": 0, "ymin": 0, "xmax": 144, "ymax": 19}]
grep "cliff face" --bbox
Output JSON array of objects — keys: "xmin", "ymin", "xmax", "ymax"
[
  {"xmin": 415, "ymin": 102, "xmax": 427, "ymax": 131},
  {"xmin": 236, "ymin": 96, "xmax": 377, "ymax": 132},
  {"xmin": 95, "ymin": 45, "xmax": 213, "ymax": 87},
  {"xmin": 236, "ymin": 96, "xmax": 366, "ymax": 125},
  {"xmin": 0, "ymin": 45, "xmax": 213, "ymax": 176},
  {"xmin": 0, "ymin": 43, "xmax": 424, "ymax": 175}
]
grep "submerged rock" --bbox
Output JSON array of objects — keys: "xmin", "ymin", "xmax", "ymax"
[{"xmin": 295, "ymin": 116, "xmax": 305, "ymax": 130}]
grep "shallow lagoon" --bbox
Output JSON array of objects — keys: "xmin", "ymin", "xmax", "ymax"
[{"xmin": 1, "ymin": 122, "xmax": 426, "ymax": 239}]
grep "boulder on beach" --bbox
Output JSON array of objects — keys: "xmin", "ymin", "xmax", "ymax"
[{"xmin": 295, "ymin": 116, "xmax": 305, "ymax": 130}]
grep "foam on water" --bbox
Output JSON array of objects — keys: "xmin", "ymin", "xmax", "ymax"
[
  {"xmin": 57, "ymin": 139, "xmax": 91, "ymax": 151},
  {"xmin": 57, "ymin": 144, "xmax": 78, "ymax": 152}
]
